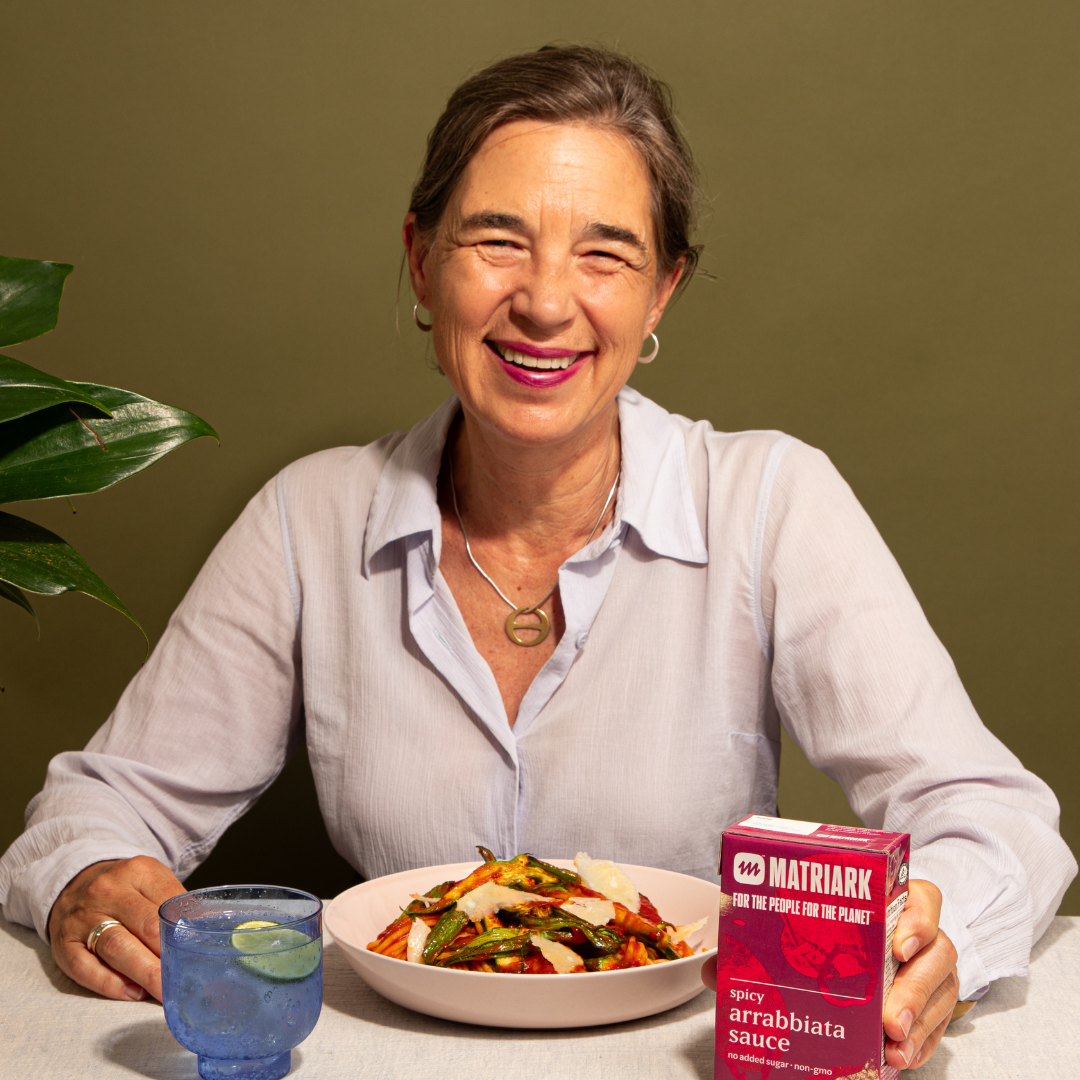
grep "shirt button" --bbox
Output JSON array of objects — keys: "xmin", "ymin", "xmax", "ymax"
[{"xmin": 575, "ymin": 632, "xmax": 589, "ymax": 649}]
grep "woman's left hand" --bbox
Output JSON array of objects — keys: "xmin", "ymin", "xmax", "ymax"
[{"xmin": 882, "ymin": 879, "xmax": 959, "ymax": 1070}]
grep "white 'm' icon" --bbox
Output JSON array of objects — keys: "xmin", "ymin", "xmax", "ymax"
[{"xmin": 733, "ymin": 853, "xmax": 765, "ymax": 885}]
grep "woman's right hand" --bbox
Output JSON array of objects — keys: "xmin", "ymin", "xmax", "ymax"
[{"xmin": 48, "ymin": 856, "xmax": 186, "ymax": 1002}]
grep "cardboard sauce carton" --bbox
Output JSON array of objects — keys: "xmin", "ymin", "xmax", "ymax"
[{"xmin": 716, "ymin": 815, "xmax": 910, "ymax": 1080}]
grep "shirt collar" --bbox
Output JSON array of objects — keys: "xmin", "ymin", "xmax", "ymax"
[
  {"xmin": 362, "ymin": 395, "xmax": 457, "ymax": 576},
  {"xmin": 362, "ymin": 386, "xmax": 708, "ymax": 576},
  {"xmin": 614, "ymin": 386, "xmax": 708, "ymax": 564}
]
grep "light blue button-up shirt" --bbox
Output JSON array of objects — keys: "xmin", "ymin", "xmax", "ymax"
[{"xmin": 2, "ymin": 388, "xmax": 1073, "ymax": 1001}]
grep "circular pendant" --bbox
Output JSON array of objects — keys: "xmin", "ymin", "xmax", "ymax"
[{"xmin": 505, "ymin": 606, "xmax": 551, "ymax": 647}]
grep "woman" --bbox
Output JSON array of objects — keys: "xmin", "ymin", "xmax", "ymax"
[{"xmin": 0, "ymin": 46, "xmax": 1072, "ymax": 1071}]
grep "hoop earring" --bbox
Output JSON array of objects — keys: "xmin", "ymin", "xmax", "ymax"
[
  {"xmin": 413, "ymin": 303, "xmax": 433, "ymax": 332},
  {"xmin": 638, "ymin": 332, "xmax": 659, "ymax": 363}
]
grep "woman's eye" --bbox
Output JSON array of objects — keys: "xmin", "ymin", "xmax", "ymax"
[{"xmin": 583, "ymin": 250, "xmax": 624, "ymax": 267}]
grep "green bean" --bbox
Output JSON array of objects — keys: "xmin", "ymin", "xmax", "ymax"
[
  {"xmin": 530, "ymin": 928, "xmax": 576, "ymax": 944},
  {"xmin": 585, "ymin": 954, "xmax": 624, "ymax": 972},
  {"xmin": 525, "ymin": 856, "xmax": 581, "ymax": 886},
  {"xmin": 515, "ymin": 911, "xmax": 622, "ymax": 953},
  {"xmin": 403, "ymin": 879, "xmax": 456, "ymax": 918},
  {"xmin": 421, "ymin": 908, "xmax": 469, "ymax": 965},
  {"xmin": 435, "ymin": 927, "xmax": 532, "ymax": 967}
]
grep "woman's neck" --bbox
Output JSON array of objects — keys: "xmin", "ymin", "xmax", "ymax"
[{"xmin": 446, "ymin": 402, "xmax": 621, "ymax": 556}]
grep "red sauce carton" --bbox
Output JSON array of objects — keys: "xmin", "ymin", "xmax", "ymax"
[{"xmin": 716, "ymin": 815, "xmax": 910, "ymax": 1080}]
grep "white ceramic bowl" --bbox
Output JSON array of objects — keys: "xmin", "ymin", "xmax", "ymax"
[{"xmin": 325, "ymin": 859, "xmax": 720, "ymax": 1029}]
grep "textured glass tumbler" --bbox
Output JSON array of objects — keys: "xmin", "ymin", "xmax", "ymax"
[{"xmin": 160, "ymin": 886, "xmax": 323, "ymax": 1080}]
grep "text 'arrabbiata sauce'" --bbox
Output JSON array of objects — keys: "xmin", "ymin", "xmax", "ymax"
[{"xmin": 716, "ymin": 815, "xmax": 910, "ymax": 1080}]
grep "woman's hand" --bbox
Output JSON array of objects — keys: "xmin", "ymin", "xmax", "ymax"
[
  {"xmin": 883, "ymin": 879, "xmax": 959, "ymax": 1070},
  {"xmin": 48, "ymin": 856, "xmax": 185, "ymax": 1002}
]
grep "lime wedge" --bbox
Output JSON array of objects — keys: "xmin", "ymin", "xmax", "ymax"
[
  {"xmin": 230, "ymin": 920, "xmax": 322, "ymax": 982},
  {"xmin": 231, "ymin": 919, "xmax": 279, "ymax": 939}
]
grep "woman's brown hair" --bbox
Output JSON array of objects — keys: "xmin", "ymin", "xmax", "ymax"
[{"xmin": 409, "ymin": 44, "xmax": 703, "ymax": 291}]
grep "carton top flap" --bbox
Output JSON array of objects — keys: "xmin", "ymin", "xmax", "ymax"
[{"xmin": 725, "ymin": 815, "xmax": 908, "ymax": 853}]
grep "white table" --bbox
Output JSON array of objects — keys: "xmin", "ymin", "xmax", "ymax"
[{"xmin": 2, "ymin": 915, "xmax": 1076, "ymax": 1078}]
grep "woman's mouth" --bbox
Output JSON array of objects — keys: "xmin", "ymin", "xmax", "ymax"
[{"xmin": 487, "ymin": 341, "xmax": 582, "ymax": 370}]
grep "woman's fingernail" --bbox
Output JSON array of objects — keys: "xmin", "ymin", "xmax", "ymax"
[
  {"xmin": 896, "ymin": 1038, "xmax": 914, "ymax": 1066},
  {"xmin": 898, "ymin": 1009, "xmax": 915, "ymax": 1037},
  {"xmin": 124, "ymin": 985, "xmax": 146, "ymax": 1001},
  {"xmin": 900, "ymin": 936, "xmax": 920, "ymax": 962}
]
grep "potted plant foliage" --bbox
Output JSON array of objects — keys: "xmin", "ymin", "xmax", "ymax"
[{"xmin": 0, "ymin": 254, "xmax": 217, "ymax": 677}]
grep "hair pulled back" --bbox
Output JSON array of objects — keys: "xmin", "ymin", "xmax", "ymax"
[{"xmin": 409, "ymin": 45, "xmax": 702, "ymax": 289}]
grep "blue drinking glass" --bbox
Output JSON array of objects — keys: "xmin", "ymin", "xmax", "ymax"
[{"xmin": 160, "ymin": 886, "xmax": 323, "ymax": 1080}]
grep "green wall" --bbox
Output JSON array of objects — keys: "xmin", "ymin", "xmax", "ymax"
[{"xmin": 1, "ymin": 1, "xmax": 1076, "ymax": 913}]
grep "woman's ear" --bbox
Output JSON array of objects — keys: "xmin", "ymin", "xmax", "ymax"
[
  {"xmin": 644, "ymin": 257, "xmax": 686, "ymax": 335},
  {"xmin": 402, "ymin": 212, "xmax": 433, "ymax": 307}
]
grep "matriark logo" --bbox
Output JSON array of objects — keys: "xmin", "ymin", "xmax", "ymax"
[{"xmin": 733, "ymin": 852, "xmax": 765, "ymax": 885}]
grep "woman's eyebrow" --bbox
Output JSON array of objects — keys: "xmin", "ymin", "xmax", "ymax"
[
  {"xmin": 460, "ymin": 211, "xmax": 526, "ymax": 231},
  {"xmin": 582, "ymin": 221, "xmax": 647, "ymax": 254}
]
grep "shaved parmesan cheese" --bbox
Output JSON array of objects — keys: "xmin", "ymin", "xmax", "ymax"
[
  {"xmin": 409, "ymin": 893, "xmax": 440, "ymax": 907},
  {"xmin": 560, "ymin": 898, "xmax": 616, "ymax": 926},
  {"xmin": 574, "ymin": 852, "xmax": 641, "ymax": 913},
  {"xmin": 406, "ymin": 918, "xmax": 430, "ymax": 963},
  {"xmin": 669, "ymin": 917, "xmax": 708, "ymax": 943},
  {"xmin": 530, "ymin": 934, "xmax": 585, "ymax": 974},
  {"xmin": 455, "ymin": 882, "xmax": 548, "ymax": 922}
]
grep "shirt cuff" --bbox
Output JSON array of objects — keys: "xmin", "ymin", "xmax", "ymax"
[
  {"xmin": 933, "ymin": 886, "xmax": 990, "ymax": 1001},
  {"xmin": 0, "ymin": 837, "xmax": 150, "ymax": 943}
]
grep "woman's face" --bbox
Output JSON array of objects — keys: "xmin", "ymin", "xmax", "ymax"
[{"xmin": 404, "ymin": 120, "xmax": 683, "ymax": 451}]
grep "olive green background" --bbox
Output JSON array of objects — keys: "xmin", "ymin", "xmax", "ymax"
[{"xmin": 1, "ymin": 2, "xmax": 1076, "ymax": 914}]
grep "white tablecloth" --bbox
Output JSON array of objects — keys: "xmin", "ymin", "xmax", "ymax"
[{"xmin": 2, "ymin": 914, "xmax": 1075, "ymax": 1078}]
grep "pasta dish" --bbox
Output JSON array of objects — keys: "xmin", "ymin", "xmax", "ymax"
[{"xmin": 366, "ymin": 848, "xmax": 706, "ymax": 974}]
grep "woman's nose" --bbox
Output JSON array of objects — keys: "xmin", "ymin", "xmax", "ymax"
[{"xmin": 509, "ymin": 259, "xmax": 576, "ymax": 330}]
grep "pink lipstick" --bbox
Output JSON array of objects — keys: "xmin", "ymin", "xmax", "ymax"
[{"xmin": 486, "ymin": 339, "xmax": 589, "ymax": 388}]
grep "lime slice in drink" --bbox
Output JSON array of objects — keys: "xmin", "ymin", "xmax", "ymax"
[
  {"xmin": 231, "ymin": 919, "xmax": 279, "ymax": 939},
  {"xmin": 230, "ymin": 920, "xmax": 322, "ymax": 982}
]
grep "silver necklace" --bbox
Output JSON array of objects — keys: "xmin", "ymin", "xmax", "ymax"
[{"xmin": 449, "ymin": 457, "xmax": 621, "ymax": 647}]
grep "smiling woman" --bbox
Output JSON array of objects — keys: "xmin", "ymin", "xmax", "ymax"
[
  {"xmin": 402, "ymin": 50, "xmax": 699, "ymax": 703},
  {"xmin": 410, "ymin": 117, "xmax": 680, "ymax": 699},
  {"xmin": 0, "ymin": 44, "xmax": 1073, "ymax": 1076},
  {"xmin": 410, "ymin": 121, "xmax": 670, "ymax": 423}
]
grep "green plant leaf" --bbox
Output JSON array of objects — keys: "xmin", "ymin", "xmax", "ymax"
[
  {"xmin": 0, "ymin": 383, "xmax": 218, "ymax": 503},
  {"xmin": 0, "ymin": 256, "xmax": 74, "ymax": 347},
  {"xmin": 0, "ymin": 578, "xmax": 38, "ymax": 625},
  {"xmin": 0, "ymin": 353, "xmax": 113, "ymax": 425},
  {"xmin": 0, "ymin": 510, "xmax": 145, "ymax": 648}
]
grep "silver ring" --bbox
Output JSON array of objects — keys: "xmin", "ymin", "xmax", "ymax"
[{"xmin": 86, "ymin": 919, "xmax": 123, "ymax": 956}]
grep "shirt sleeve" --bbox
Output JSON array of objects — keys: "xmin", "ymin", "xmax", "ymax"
[
  {"xmin": 0, "ymin": 473, "xmax": 303, "ymax": 941},
  {"xmin": 761, "ymin": 439, "xmax": 1076, "ymax": 1000}
]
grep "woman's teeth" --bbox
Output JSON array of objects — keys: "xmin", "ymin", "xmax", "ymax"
[{"xmin": 502, "ymin": 347, "xmax": 579, "ymax": 370}]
